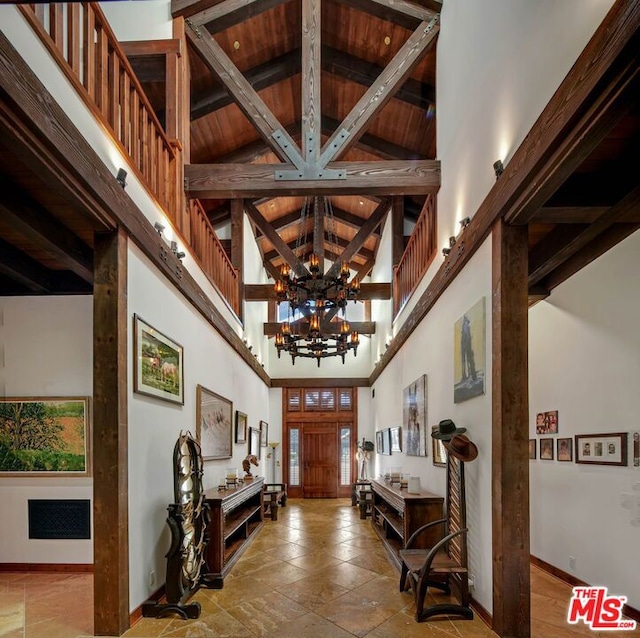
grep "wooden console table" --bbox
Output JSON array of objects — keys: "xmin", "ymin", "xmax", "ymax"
[
  {"xmin": 370, "ymin": 478, "xmax": 444, "ymax": 570},
  {"xmin": 203, "ymin": 477, "xmax": 264, "ymax": 587}
]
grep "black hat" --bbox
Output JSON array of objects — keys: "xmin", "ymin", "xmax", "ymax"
[{"xmin": 431, "ymin": 419, "xmax": 466, "ymax": 440}]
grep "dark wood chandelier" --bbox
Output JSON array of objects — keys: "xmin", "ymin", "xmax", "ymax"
[{"xmin": 274, "ymin": 198, "xmax": 361, "ymax": 366}]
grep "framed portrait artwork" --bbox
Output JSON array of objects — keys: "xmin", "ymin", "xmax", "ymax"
[
  {"xmin": 403, "ymin": 374, "xmax": 427, "ymax": 456},
  {"xmin": 196, "ymin": 385, "xmax": 232, "ymax": 460},
  {"xmin": 454, "ymin": 297, "xmax": 486, "ymax": 404},
  {"xmin": 0, "ymin": 397, "xmax": 91, "ymax": 476},
  {"xmin": 390, "ymin": 426, "xmax": 402, "ymax": 453},
  {"xmin": 260, "ymin": 421, "xmax": 268, "ymax": 447},
  {"xmin": 134, "ymin": 315, "xmax": 184, "ymax": 405},
  {"xmin": 535, "ymin": 410, "xmax": 559, "ymax": 435},
  {"xmin": 540, "ymin": 438, "xmax": 554, "ymax": 460},
  {"xmin": 432, "ymin": 426, "xmax": 447, "ymax": 467},
  {"xmin": 557, "ymin": 437, "xmax": 573, "ymax": 462},
  {"xmin": 575, "ymin": 432, "xmax": 628, "ymax": 466},
  {"xmin": 528, "ymin": 439, "xmax": 536, "ymax": 460},
  {"xmin": 248, "ymin": 426, "xmax": 261, "ymax": 459},
  {"xmin": 235, "ymin": 411, "xmax": 247, "ymax": 444}
]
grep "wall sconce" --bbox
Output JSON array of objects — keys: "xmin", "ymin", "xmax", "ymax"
[
  {"xmin": 493, "ymin": 159, "xmax": 504, "ymax": 179},
  {"xmin": 154, "ymin": 222, "xmax": 165, "ymax": 235},
  {"xmin": 116, "ymin": 168, "xmax": 127, "ymax": 188},
  {"xmin": 175, "ymin": 251, "xmax": 186, "ymax": 261},
  {"xmin": 459, "ymin": 216, "xmax": 471, "ymax": 229},
  {"xmin": 170, "ymin": 240, "xmax": 178, "ymax": 253},
  {"xmin": 449, "ymin": 236, "xmax": 457, "ymax": 248},
  {"xmin": 442, "ymin": 246, "xmax": 451, "ymax": 257}
]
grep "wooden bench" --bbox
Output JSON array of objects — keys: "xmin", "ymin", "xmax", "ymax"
[{"xmin": 263, "ymin": 483, "xmax": 287, "ymax": 521}]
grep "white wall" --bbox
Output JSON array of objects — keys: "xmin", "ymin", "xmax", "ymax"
[
  {"xmin": 0, "ymin": 297, "xmax": 93, "ymax": 564},
  {"xmin": 394, "ymin": 0, "xmax": 617, "ymax": 329},
  {"xmin": 127, "ymin": 243, "xmax": 270, "ymax": 610},
  {"xmin": 99, "ymin": 0, "xmax": 172, "ymax": 41},
  {"xmin": 529, "ymin": 230, "xmax": 640, "ymax": 609},
  {"xmin": 371, "ymin": 239, "xmax": 493, "ymax": 610}
]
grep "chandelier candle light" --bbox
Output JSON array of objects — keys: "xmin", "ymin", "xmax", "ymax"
[{"xmin": 274, "ymin": 197, "xmax": 361, "ymax": 366}]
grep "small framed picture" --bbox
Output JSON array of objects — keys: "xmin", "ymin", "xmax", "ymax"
[
  {"xmin": 260, "ymin": 421, "xmax": 268, "ymax": 447},
  {"xmin": 248, "ymin": 426, "xmax": 261, "ymax": 459},
  {"xmin": 535, "ymin": 410, "xmax": 558, "ymax": 435},
  {"xmin": 432, "ymin": 426, "xmax": 447, "ymax": 467},
  {"xmin": 235, "ymin": 411, "xmax": 247, "ymax": 444},
  {"xmin": 575, "ymin": 432, "xmax": 627, "ymax": 466},
  {"xmin": 557, "ymin": 437, "xmax": 573, "ymax": 462},
  {"xmin": 540, "ymin": 438, "xmax": 554, "ymax": 460},
  {"xmin": 390, "ymin": 426, "xmax": 402, "ymax": 453},
  {"xmin": 529, "ymin": 439, "xmax": 536, "ymax": 460}
]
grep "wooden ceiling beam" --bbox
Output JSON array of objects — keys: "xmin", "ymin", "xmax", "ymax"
[
  {"xmin": 335, "ymin": 0, "xmax": 440, "ymax": 31},
  {"xmin": 207, "ymin": 200, "xmax": 231, "ymax": 225},
  {"xmin": 191, "ymin": 49, "xmax": 300, "ymax": 120},
  {"xmin": 530, "ymin": 206, "xmax": 611, "ymax": 224},
  {"xmin": 0, "ymin": 237, "xmax": 89, "ymax": 294},
  {"xmin": 354, "ymin": 259, "xmax": 375, "ymax": 281},
  {"xmin": 302, "ymin": 0, "xmax": 321, "ymax": 167},
  {"xmin": 263, "ymin": 321, "xmax": 375, "ymax": 336},
  {"xmin": 245, "ymin": 282, "xmax": 391, "ymax": 301},
  {"xmin": 244, "ymin": 200, "xmax": 310, "ymax": 277},
  {"xmin": 330, "ymin": 205, "xmax": 381, "ymax": 236},
  {"xmin": 321, "ymin": 46, "xmax": 435, "ymax": 111},
  {"xmin": 320, "ymin": 18, "xmax": 439, "ymax": 165},
  {"xmin": 264, "ymin": 239, "xmax": 312, "ymax": 262},
  {"xmin": 540, "ymin": 223, "xmax": 640, "ymax": 293},
  {"xmin": 179, "ymin": 0, "xmax": 291, "ymax": 32},
  {"xmin": 185, "ymin": 160, "xmax": 440, "ymax": 197},
  {"xmin": 504, "ymin": 60, "xmax": 640, "ymax": 225},
  {"xmin": 190, "ymin": 46, "xmax": 435, "ymax": 122},
  {"xmin": 321, "ymin": 115, "xmax": 427, "ymax": 160},
  {"xmin": 186, "ymin": 21, "xmax": 303, "ymax": 165},
  {"xmin": 528, "ymin": 185, "xmax": 640, "ymax": 287},
  {"xmin": 121, "ymin": 39, "xmax": 182, "ymax": 82},
  {"xmin": 0, "ymin": 184, "xmax": 94, "ymax": 284},
  {"xmin": 326, "ymin": 198, "xmax": 390, "ymax": 277}
]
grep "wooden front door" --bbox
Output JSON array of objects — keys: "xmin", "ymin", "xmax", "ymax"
[
  {"xmin": 303, "ymin": 423, "xmax": 338, "ymax": 498},
  {"xmin": 283, "ymin": 387, "xmax": 357, "ymax": 499}
]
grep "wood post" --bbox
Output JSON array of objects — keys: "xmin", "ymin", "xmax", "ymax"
[
  {"xmin": 93, "ymin": 229, "xmax": 129, "ymax": 636},
  {"xmin": 391, "ymin": 195, "xmax": 404, "ymax": 267},
  {"xmin": 231, "ymin": 199, "xmax": 244, "ymax": 320},
  {"xmin": 491, "ymin": 219, "xmax": 530, "ymax": 637}
]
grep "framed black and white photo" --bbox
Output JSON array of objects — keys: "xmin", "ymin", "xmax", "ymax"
[{"xmin": 575, "ymin": 432, "xmax": 627, "ymax": 466}]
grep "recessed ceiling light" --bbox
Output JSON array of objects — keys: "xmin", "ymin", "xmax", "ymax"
[
  {"xmin": 358, "ymin": 199, "xmax": 364, "ymax": 206},
  {"xmin": 233, "ymin": 40, "xmax": 240, "ymax": 50},
  {"xmin": 384, "ymin": 36, "xmax": 391, "ymax": 46},
  {"xmin": 270, "ymin": 203, "xmax": 275, "ymax": 208}
]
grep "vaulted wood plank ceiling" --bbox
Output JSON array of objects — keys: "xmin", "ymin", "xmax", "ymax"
[{"xmin": 0, "ymin": 0, "xmax": 636, "ymax": 311}]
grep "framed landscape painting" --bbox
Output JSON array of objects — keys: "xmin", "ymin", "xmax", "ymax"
[
  {"xmin": 0, "ymin": 397, "xmax": 91, "ymax": 476},
  {"xmin": 196, "ymin": 385, "xmax": 232, "ymax": 460},
  {"xmin": 134, "ymin": 315, "xmax": 184, "ymax": 405}
]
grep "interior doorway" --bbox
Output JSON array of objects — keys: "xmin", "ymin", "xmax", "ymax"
[{"xmin": 282, "ymin": 387, "xmax": 357, "ymax": 498}]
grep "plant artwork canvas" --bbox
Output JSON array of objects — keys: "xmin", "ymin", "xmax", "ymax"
[
  {"xmin": 454, "ymin": 298, "xmax": 486, "ymax": 403},
  {"xmin": 134, "ymin": 315, "xmax": 184, "ymax": 405},
  {"xmin": 0, "ymin": 397, "xmax": 91, "ymax": 476},
  {"xmin": 403, "ymin": 374, "xmax": 427, "ymax": 456},
  {"xmin": 196, "ymin": 385, "xmax": 232, "ymax": 460}
]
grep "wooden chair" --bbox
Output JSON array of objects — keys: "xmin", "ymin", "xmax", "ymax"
[{"xmin": 399, "ymin": 455, "xmax": 473, "ymax": 622}]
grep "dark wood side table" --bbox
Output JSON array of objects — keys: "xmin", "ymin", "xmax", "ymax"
[{"xmin": 263, "ymin": 483, "xmax": 287, "ymax": 521}]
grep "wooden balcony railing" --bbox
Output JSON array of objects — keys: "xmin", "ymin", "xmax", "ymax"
[
  {"xmin": 190, "ymin": 200, "xmax": 240, "ymax": 316},
  {"xmin": 20, "ymin": 3, "xmax": 180, "ymax": 222},
  {"xmin": 393, "ymin": 195, "xmax": 437, "ymax": 317}
]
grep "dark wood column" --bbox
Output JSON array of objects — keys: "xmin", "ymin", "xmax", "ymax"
[
  {"xmin": 491, "ymin": 219, "xmax": 530, "ymax": 637},
  {"xmin": 230, "ymin": 199, "xmax": 244, "ymax": 320},
  {"xmin": 391, "ymin": 195, "xmax": 404, "ymax": 267},
  {"xmin": 93, "ymin": 228, "xmax": 129, "ymax": 636}
]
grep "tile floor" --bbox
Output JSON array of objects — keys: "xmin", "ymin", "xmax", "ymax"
[{"xmin": 1, "ymin": 498, "xmax": 638, "ymax": 637}]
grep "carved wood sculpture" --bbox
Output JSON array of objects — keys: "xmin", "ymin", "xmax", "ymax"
[{"xmin": 142, "ymin": 431, "xmax": 212, "ymax": 619}]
